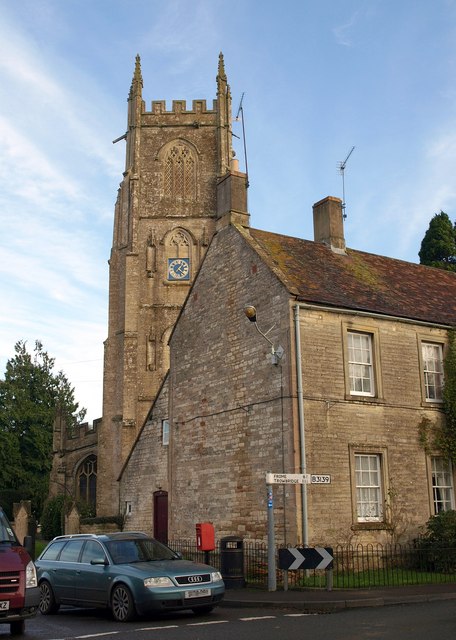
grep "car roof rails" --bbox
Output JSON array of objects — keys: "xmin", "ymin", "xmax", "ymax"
[{"xmin": 52, "ymin": 533, "xmax": 98, "ymax": 540}]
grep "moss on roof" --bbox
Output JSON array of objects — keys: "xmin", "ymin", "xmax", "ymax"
[{"xmin": 239, "ymin": 226, "xmax": 456, "ymax": 326}]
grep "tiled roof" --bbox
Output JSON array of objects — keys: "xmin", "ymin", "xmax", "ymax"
[{"xmin": 241, "ymin": 226, "xmax": 456, "ymax": 326}]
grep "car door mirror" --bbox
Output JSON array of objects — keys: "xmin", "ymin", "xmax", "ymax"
[{"xmin": 91, "ymin": 557, "xmax": 109, "ymax": 566}]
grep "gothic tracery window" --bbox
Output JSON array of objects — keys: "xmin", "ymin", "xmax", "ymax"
[
  {"xmin": 77, "ymin": 455, "xmax": 97, "ymax": 509},
  {"xmin": 163, "ymin": 143, "xmax": 196, "ymax": 200},
  {"xmin": 170, "ymin": 230, "xmax": 190, "ymax": 256}
]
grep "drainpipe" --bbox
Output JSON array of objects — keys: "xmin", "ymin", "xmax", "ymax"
[{"xmin": 294, "ymin": 304, "xmax": 308, "ymax": 546}]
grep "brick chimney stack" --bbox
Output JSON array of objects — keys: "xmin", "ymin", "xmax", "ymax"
[{"xmin": 313, "ymin": 196, "xmax": 346, "ymax": 254}]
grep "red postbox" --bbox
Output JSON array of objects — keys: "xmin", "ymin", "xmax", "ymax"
[{"xmin": 196, "ymin": 522, "xmax": 215, "ymax": 551}]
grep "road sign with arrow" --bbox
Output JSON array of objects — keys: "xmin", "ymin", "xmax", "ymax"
[{"xmin": 278, "ymin": 547, "xmax": 334, "ymax": 571}]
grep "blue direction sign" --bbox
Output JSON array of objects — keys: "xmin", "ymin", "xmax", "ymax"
[{"xmin": 278, "ymin": 547, "xmax": 334, "ymax": 570}]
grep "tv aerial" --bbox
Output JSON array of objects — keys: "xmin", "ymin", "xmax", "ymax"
[
  {"xmin": 234, "ymin": 92, "xmax": 249, "ymax": 188},
  {"xmin": 337, "ymin": 146, "xmax": 355, "ymax": 219}
]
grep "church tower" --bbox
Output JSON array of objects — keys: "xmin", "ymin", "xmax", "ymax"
[{"xmin": 97, "ymin": 54, "xmax": 236, "ymax": 515}]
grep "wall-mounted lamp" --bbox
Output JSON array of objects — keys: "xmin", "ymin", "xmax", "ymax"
[
  {"xmin": 244, "ymin": 305, "xmax": 284, "ymax": 365},
  {"xmin": 244, "ymin": 305, "xmax": 257, "ymax": 322}
]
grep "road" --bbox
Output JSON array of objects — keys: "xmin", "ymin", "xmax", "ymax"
[{"xmin": 2, "ymin": 601, "xmax": 456, "ymax": 639}]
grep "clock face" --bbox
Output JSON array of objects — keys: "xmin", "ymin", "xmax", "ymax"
[{"xmin": 167, "ymin": 258, "xmax": 190, "ymax": 281}]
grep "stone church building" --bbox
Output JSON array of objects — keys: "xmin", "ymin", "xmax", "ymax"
[{"xmin": 50, "ymin": 55, "xmax": 456, "ymax": 547}]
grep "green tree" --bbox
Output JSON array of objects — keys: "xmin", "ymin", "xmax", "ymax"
[
  {"xmin": 419, "ymin": 211, "xmax": 456, "ymax": 271},
  {"xmin": 418, "ymin": 510, "xmax": 456, "ymax": 572},
  {"xmin": 0, "ymin": 340, "xmax": 86, "ymax": 516}
]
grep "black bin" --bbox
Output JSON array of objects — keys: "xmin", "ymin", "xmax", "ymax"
[{"xmin": 220, "ymin": 536, "xmax": 245, "ymax": 589}]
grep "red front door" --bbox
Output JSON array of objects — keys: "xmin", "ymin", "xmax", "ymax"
[{"xmin": 153, "ymin": 491, "xmax": 168, "ymax": 544}]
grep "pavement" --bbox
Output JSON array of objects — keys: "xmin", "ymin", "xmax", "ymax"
[{"xmin": 220, "ymin": 583, "xmax": 456, "ymax": 612}]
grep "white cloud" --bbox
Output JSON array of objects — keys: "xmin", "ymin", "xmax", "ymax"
[
  {"xmin": 0, "ymin": 12, "xmax": 121, "ymax": 180},
  {"xmin": 332, "ymin": 11, "xmax": 360, "ymax": 47},
  {"xmin": 0, "ymin": 115, "xmax": 80, "ymax": 203},
  {"xmin": 0, "ymin": 11, "xmax": 114, "ymax": 422}
]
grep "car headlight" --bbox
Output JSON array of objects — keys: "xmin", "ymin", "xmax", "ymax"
[
  {"xmin": 144, "ymin": 576, "xmax": 174, "ymax": 588},
  {"xmin": 211, "ymin": 571, "xmax": 223, "ymax": 582},
  {"xmin": 26, "ymin": 561, "xmax": 38, "ymax": 589}
]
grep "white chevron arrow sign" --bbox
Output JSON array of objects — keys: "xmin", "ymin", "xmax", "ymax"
[{"xmin": 278, "ymin": 547, "xmax": 334, "ymax": 570}]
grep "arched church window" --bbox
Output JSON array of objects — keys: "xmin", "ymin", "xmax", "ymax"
[
  {"xmin": 76, "ymin": 455, "xmax": 97, "ymax": 509},
  {"xmin": 163, "ymin": 143, "xmax": 196, "ymax": 200}
]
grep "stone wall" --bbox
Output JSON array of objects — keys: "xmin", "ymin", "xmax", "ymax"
[
  {"xmin": 80, "ymin": 522, "xmax": 121, "ymax": 535},
  {"xmin": 48, "ymin": 415, "xmax": 99, "ymax": 505},
  {"xmin": 119, "ymin": 377, "xmax": 169, "ymax": 535},
  {"xmin": 168, "ymin": 225, "xmax": 296, "ymax": 543},
  {"xmin": 12, "ymin": 501, "xmax": 33, "ymax": 545},
  {"xmin": 299, "ymin": 308, "xmax": 446, "ymax": 545}
]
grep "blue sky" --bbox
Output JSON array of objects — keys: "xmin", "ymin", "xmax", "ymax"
[{"xmin": 1, "ymin": 0, "xmax": 456, "ymax": 422}]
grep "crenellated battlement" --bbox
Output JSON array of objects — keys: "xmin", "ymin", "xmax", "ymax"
[
  {"xmin": 66, "ymin": 417, "xmax": 101, "ymax": 443},
  {"xmin": 150, "ymin": 99, "xmax": 217, "ymax": 115}
]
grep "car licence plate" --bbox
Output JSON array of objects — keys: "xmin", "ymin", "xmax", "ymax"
[
  {"xmin": 184, "ymin": 588, "xmax": 210, "ymax": 599},
  {"xmin": 0, "ymin": 601, "xmax": 10, "ymax": 611}
]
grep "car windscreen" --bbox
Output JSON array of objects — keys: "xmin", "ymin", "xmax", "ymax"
[
  {"xmin": 106, "ymin": 538, "xmax": 179, "ymax": 564},
  {"xmin": 0, "ymin": 508, "xmax": 18, "ymax": 544}
]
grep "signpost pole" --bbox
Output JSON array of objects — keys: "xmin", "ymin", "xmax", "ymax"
[
  {"xmin": 326, "ymin": 566, "xmax": 333, "ymax": 591},
  {"xmin": 264, "ymin": 471, "xmax": 332, "ymax": 592},
  {"xmin": 266, "ymin": 480, "xmax": 276, "ymax": 592}
]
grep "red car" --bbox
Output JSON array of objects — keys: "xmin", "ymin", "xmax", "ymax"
[{"xmin": 0, "ymin": 506, "xmax": 40, "ymax": 635}]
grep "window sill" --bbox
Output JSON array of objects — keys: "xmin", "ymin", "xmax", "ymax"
[
  {"xmin": 352, "ymin": 522, "xmax": 389, "ymax": 531},
  {"xmin": 345, "ymin": 394, "xmax": 385, "ymax": 404}
]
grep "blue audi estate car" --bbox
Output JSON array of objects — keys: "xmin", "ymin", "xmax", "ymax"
[{"xmin": 35, "ymin": 532, "xmax": 224, "ymax": 621}]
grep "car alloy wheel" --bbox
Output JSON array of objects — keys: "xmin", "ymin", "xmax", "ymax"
[
  {"xmin": 39, "ymin": 580, "xmax": 59, "ymax": 615},
  {"xmin": 111, "ymin": 584, "xmax": 135, "ymax": 622}
]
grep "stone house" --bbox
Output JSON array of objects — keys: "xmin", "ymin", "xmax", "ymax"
[{"xmin": 120, "ymin": 185, "xmax": 456, "ymax": 546}]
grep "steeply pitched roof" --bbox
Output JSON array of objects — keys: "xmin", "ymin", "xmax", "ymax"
[{"xmin": 239, "ymin": 226, "xmax": 456, "ymax": 326}]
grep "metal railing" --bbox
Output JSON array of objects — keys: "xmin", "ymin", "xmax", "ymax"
[{"xmin": 168, "ymin": 539, "xmax": 456, "ymax": 590}]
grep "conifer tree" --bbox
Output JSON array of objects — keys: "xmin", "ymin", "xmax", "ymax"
[{"xmin": 419, "ymin": 211, "xmax": 456, "ymax": 271}]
